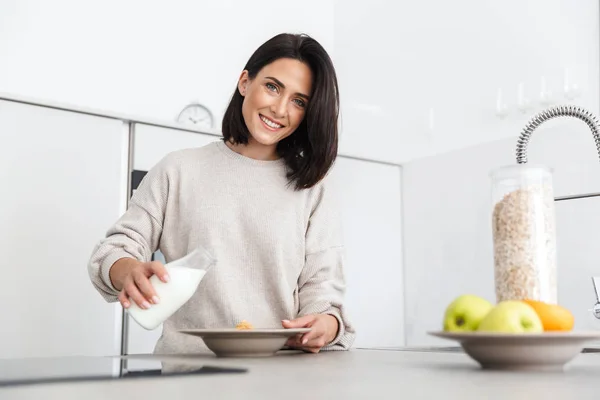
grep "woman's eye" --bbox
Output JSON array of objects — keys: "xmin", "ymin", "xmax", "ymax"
[
  {"xmin": 266, "ymin": 83, "xmax": 278, "ymax": 92},
  {"xmin": 293, "ymin": 98, "xmax": 306, "ymax": 108}
]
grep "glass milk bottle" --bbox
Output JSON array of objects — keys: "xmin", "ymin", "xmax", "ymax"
[
  {"xmin": 489, "ymin": 164, "xmax": 558, "ymax": 304},
  {"xmin": 127, "ymin": 247, "xmax": 216, "ymax": 330}
]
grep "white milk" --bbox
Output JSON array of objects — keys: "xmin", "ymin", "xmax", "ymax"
[{"xmin": 126, "ymin": 265, "xmax": 207, "ymax": 330}]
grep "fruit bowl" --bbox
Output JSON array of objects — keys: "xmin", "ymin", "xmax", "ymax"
[{"xmin": 428, "ymin": 331, "xmax": 600, "ymax": 371}]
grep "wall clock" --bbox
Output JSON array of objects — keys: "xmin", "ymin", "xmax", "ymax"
[{"xmin": 176, "ymin": 102, "xmax": 214, "ymax": 130}]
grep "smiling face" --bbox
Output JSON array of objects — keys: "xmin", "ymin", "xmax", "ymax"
[{"xmin": 237, "ymin": 58, "xmax": 313, "ymax": 152}]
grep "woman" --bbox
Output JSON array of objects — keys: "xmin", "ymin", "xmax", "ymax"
[{"xmin": 88, "ymin": 33, "xmax": 355, "ymax": 354}]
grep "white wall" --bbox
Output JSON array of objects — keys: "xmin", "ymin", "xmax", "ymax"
[
  {"xmin": 402, "ymin": 122, "xmax": 600, "ymax": 346},
  {"xmin": 1, "ymin": 0, "xmax": 597, "ymax": 164},
  {"xmin": 555, "ymin": 196, "xmax": 600, "ymax": 338},
  {"xmin": 334, "ymin": 0, "xmax": 600, "ymax": 163},
  {"xmin": 0, "ymin": 0, "xmax": 334, "ymax": 131}
]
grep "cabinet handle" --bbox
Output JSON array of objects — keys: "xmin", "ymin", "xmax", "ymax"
[{"xmin": 592, "ymin": 277, "xmax": 600, "ymax": 320}]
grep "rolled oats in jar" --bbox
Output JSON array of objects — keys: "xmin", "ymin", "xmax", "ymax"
[{"xmin": 490, "ymin": 164, "xmax": 558, "ymax": 304}]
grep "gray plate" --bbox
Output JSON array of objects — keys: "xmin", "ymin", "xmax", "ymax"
[
  {"xmin": 179, "ymin": 328, "xmax": 311, "ymax": 358},
  {"xmin": 428, "ymin": 331, "xmax": 600, "ymax": 371}
]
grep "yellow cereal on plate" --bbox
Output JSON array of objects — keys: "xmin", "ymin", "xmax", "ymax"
[{"xmin": 235, "ymin": 320, "xmax": 254, "ymax": 330}]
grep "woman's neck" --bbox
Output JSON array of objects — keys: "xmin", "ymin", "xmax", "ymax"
[{"xmin": 225, "ymin": 137, "xmax": 279, "ymax": 161}]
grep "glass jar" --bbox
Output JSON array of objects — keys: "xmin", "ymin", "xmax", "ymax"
[{"xmin": 489, "ymin": 164, "xmax": 558, "ymax": 304}]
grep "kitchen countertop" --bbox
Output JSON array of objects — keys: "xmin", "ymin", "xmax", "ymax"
[{"xmin": 2, "ymin": 347, "xmax": 600, "ymax": 399}]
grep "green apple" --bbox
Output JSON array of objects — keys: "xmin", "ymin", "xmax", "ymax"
[
  {"xmin": 443, "ymin": 294, "xmax": 493, "ymax": 332},
  {"xmin": 477, "ymin": 301, "xmax": 543, "ymax": 333}
]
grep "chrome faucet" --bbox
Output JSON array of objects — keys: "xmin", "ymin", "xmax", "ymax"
[
  {"xmin": 514, "ymin": 105, "xmax": 600, "ymax": 164},
  {"xmin": 512, "ymin": 106, "xmax": 600, "ymax": 321},
  {"xmin": 593, "ymin": 277, "xmax": 600, "ymax": 320}
]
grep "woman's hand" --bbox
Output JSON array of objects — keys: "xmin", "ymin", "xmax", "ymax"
[
  {"xmin": 282, "ymin": 314, "xmax": 339, "ymax": 353},
  {"xmin": 109, "ymin": 258, "xmax": 170, "ymax": 309}
]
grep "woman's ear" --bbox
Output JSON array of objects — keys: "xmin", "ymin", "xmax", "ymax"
[{"xmin": 238, "ymin": 70, "xmax": 250, "ymax": 96}]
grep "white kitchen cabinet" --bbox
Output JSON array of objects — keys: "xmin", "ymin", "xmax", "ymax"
[
  {"xmin": 126, "ymin": 124, "xmax": 405, "ymax": 353},
  {"xmin": 402, "ymin": 129, "xmax": 600, "ymax": 346},
  {"xmin": 132, "ymin": 123, "xmax": 221, "ymax": 172},
  {"xmin": 127, "ymin": 123, "xmax": 219, "ymax": 357},
  {"xmin": 327, "ymin": 158, "xmax": 404, "ymax": 348},
  {"xmin": 0, "ymin": 99, "xmax": 127, "ymax": 358}
]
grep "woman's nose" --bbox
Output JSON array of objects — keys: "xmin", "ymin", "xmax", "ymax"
[{"xmin": 270, "ymin": 98, "xmax": 287, "ymax": 118}]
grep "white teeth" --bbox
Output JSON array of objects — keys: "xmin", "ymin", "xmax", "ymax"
[{"xmin": 260, "ymin": 115, "xmax": 282, "ymax": 129}]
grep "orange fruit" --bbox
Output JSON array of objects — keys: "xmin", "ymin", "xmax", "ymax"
[{"xmin": 521, "ymin": 299, "xmax": 574, "ymax": 331}]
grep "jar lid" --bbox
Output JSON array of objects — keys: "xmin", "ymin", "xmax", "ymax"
[{"xmin": 489, "ymin": 163, "xmax": 554, "ymax": 181}]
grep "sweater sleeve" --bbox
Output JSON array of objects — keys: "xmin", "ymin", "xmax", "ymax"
[
  {"xmin": 87, "ymin": 155, "xmax": 171, "ymax": 302},
  {"xmin": 297, "ymin": 179, "xmax": 356, "ymax": 350}
]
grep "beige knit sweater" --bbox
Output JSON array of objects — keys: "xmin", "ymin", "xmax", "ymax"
[{"xmin": 88, "ymin": 140, "xmax": 355, "ymax": 353}]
